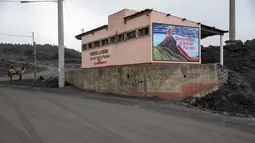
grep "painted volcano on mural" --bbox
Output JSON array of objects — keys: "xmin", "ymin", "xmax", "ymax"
[
  {"xmin": 152, "ymin": 23, "xmax": 199, "ymax": 62},
  {"xmin": 157, "ymin": 36, "xmax": 192, "ymax": 61}
]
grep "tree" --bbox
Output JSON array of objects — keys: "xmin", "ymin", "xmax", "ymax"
[{"xmin": 0, "ymin": 43, "xmax": 81, "ymax": 63}]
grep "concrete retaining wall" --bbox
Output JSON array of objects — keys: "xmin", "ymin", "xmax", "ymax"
[{"xmin": 66, "ymin": 64, "xmax": 224, "ymax": 99}]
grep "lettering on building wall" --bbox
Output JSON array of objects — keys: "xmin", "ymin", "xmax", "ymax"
[
  {"xmin": 90, "ymin": 49, "xmax": 110, "ymax": 65},
  {"xmin": 176, "ymin": 36, "xmax": 195, "ymax": 50}
]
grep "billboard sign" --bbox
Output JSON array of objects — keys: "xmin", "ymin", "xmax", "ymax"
[{"xmin": 152, "ymin": 23, "xmax": 200, "ymax": 62}]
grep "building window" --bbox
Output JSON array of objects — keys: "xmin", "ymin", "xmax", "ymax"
[
  {"xmin": 139, "ymin": 27, "xmax": 149, "ymax": 37},
  {"xmin": 88, "ymin": 43, "xmax": 93, "ymax": 49},
  {"xmin": 94, "ymin": 41, "xmax": 100, "ymax": 48},
  {"xmin": 82, "ymin": 44, "xmax": 87, "ymax": 51},
  {"xmin": 110, "ymin": 36, "xmax": 116, "ymax": 44},
  {"xmin": 101, "ymin": 38, "xmax": 109, "ymax": 46},
  {"xmin": 126, "ymin": 30, "xmax": 136, "ymax": 40},
  {"xmin": 117, "ymin": 34, "xmax": 124, "ymax": 42}
]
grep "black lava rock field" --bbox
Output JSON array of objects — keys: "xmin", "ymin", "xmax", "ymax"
[{"xmin": 182, "ymin": 39, "xmax": 255, "ymax": 117}]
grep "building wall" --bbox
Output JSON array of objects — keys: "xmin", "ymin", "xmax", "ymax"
[
  {"xmin": 150, "ymin": 11, "xmax": 200, "ymax": 27},
  {"xmin": 81, "ymin": 9, "xmax": 151, "ymax": 68},
  {"xmin": 66, "ymin": 64, "xmax": 225, "ymax": 99},
  {"xmin": 108, "ymin": 9, "xmax": 137, "ymax": 31},
  {"xmin": 80, "ymin": 10, "xmax": 202, "ymax": 68}
]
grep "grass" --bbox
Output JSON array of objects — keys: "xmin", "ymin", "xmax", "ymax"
[{"xmin": 153, "ymin": 46, "xmax": 187, "ymax": 61}]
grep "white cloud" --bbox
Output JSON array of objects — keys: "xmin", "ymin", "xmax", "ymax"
[{"xmin": 0, "ymin": 0, "xmax": 255, "ymax": 51}]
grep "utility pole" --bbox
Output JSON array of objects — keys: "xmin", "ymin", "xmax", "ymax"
[
  {"xmin": 32, "ymin": 32, "xmax": 37, "ymax": 81},
  {"xmin": 220, "ymin": 35, "xmax": 224, "ymax": 65},
  {"xmin": 58, "ymin": 0, "xmax": 65, "ymax": 88},
  {"xmin": 229, "ymin": 0, "xmax": 235, "ymax": 41},
  {"xmin": 1, "ymin": 0, "xmax": 65, "ymax": 87}
]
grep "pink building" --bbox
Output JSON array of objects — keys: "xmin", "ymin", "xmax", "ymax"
[{"xmin": 76, "ymin": 9, "xmax": 227, "ymax": 68}]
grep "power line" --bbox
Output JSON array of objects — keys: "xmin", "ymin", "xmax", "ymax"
[
  {"xmin": 0, "ymin": 0, "xmax": 57, "ymax": 3},
  {"xmin": 0, "ymin": 33, "xmax": 31, "ymax": 37},
  {"xmin": 68, "ymin": 0, "xmax": 77, "ymax": 24},
  {"xmin": 68, "ymin": 0, "xmax": 74, "ymax": 11},
  {"xmin": 165, "ymin": 0, "xmax": 172, "ymax": 13},
  {"xmin": 0, "ymin": 0, "xmax": 22, "ymax": 2},
  {"xmin": 63, "ymin": 1, "xmax": 74, "ymax": 24},
  {"xmin": 63, "ymin": 0, "xmax": 79, "ymax": 33},
  {"xmin": 165, "ymin": 0, "xmax": 177, "ymax": 14}
]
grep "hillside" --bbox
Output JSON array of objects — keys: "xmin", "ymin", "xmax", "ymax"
[{"xmin": 0, "ymin": 43, "xmax": 81, "ymax": 64}]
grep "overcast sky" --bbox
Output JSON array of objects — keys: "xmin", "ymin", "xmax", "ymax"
[{"xmin": 0, "ymin": 0, "xmax": 255, "ymax": 51}]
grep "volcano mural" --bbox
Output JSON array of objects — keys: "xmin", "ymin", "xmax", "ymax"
[{"xmin": 152, "ymin": 23, "xmax": 200, "ymax": 62}]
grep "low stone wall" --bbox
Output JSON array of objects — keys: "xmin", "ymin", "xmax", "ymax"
[{"xmin": 66, "ymin": 64, "xmax": 226, "ymax": 99}]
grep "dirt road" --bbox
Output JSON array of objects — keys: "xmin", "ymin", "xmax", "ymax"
[
  {"xmin": 0, "ymin": 65, "xmax": 57, "ymax": 81},
  {"xmin": 0, "ymin": 86, "xmax": 255, "ymax": 143}
]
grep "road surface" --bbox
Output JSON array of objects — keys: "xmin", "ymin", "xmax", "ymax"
[{"xmin": 0, "ymin": 86, "xmax": 255, "ymax": 143}]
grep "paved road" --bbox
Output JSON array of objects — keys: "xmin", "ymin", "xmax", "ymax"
[{"xmin": 0, "ymin": 87, "xmax": 255, "ymax": 143}]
